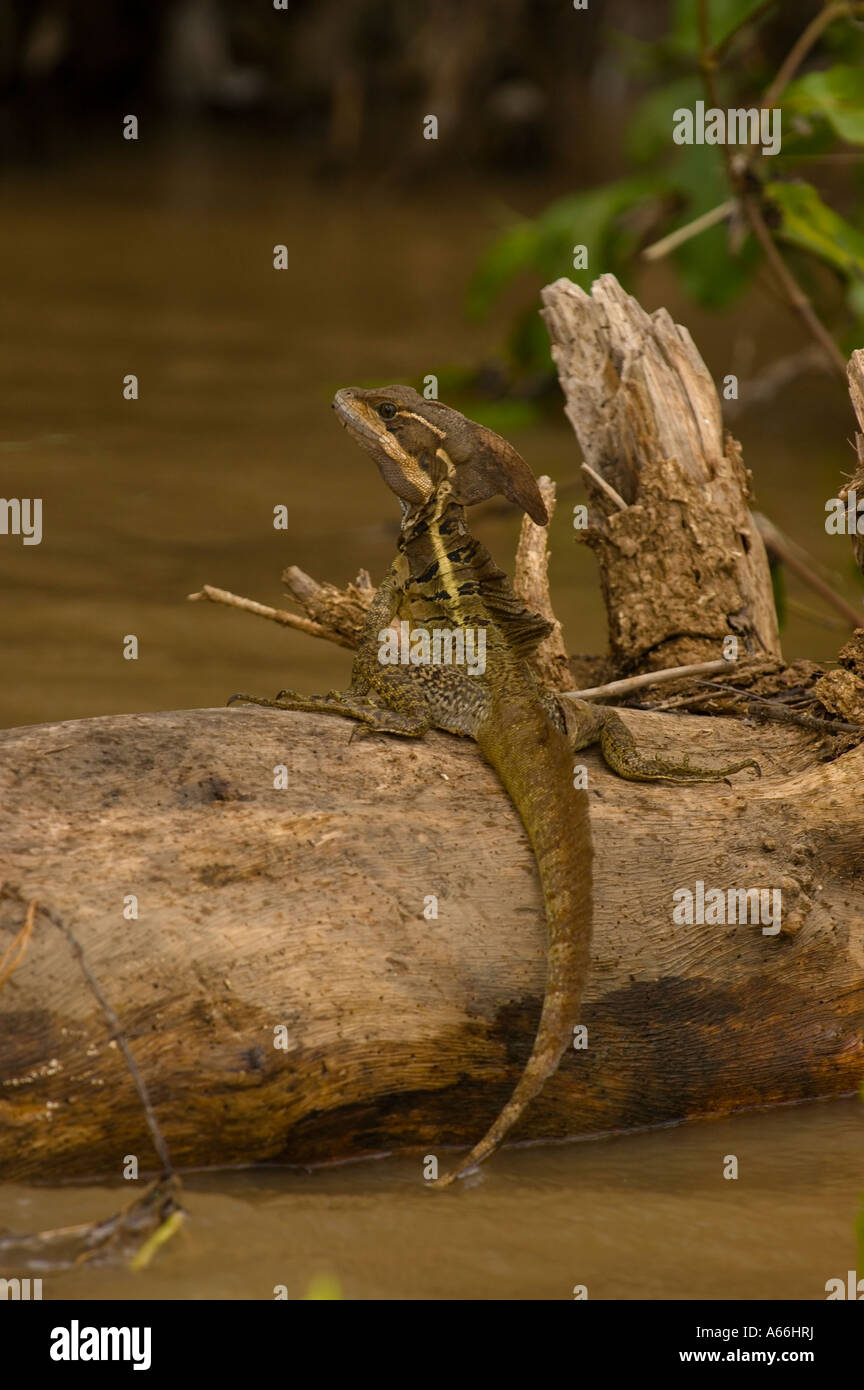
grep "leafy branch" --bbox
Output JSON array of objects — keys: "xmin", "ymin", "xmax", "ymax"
[{"xmin": 467, "ymin": 0, "xmax": 864, "ymax": 385}]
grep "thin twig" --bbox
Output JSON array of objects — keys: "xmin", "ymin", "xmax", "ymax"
[
  {"xmin": 723, "ymin": 343, "xmax": 832, "ymax": 418},
  {"xmin": 188, "ymin": 584, "xmax": 355, "ymax": 649},
  {"xmin": 642, "ymin": 200, "xmax": 736, "ymax": 262},
  {"xmin": 699, "ymin": 0, "xmax": 737, "ymax": 184},
  {"xmin": 563, "ymin": 658, "xmax": 745, "ymax": 701},
  {"xmin": 740, "ymin": 194, "xmax": 847, "ymax": 375},
  {"xmin": 40, "ymin": 901, "xmax": 175, "ymax": 1177},
  {"xmin": 754, "ymin": 513, "xmax": 862, "ymax": 627},
  {"xmin": 761, "ymin": 2, "xmax": 864, "ymax": 111},
  {"xmin": 691, "ymin": 680, "xmax": 862, "ymax": 733},
  {"xmin": 786, "ymin": 596, "xmax": 849, "ymax": 630},
  {"xmin": 580, "ymin": 463, "xmax": 627, "ymax": 511},
  {"xmin": 697, "ymin": 0, "xmax": 848, "ymax": 378}
]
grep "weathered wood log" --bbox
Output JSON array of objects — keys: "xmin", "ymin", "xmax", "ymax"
[
  {"xmin": 1, "ymin": 705, "xmax": 861, "ymax": 1181},
  {"xmin": 3, "ymin": 280, "xmax": 861, "ymax": 1183},
  {"xmin": 541, "ymin": 275, "xmax": 782, "ymax": 670}
]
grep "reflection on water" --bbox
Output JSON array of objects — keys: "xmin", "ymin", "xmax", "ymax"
[{"xmin": 1, "ymin": 1099, "xmax": 861, "ymax": 1300}]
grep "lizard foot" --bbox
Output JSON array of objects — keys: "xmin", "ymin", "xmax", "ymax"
[
  {"xmin": 228, "ymin": 687, "xmax": 431, "ymax": 737},
  {"xmin": 598, "ymin": 711, "xmax": 761, "ymax": 784},
  {"xmin": 227, "ymin": 692, "xmax": 297, "ymax": 710}
]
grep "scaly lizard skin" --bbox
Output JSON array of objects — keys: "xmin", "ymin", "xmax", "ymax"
[{"xmin": 230, "ymin": 386, "xmax": 758, "ymax": 1185}]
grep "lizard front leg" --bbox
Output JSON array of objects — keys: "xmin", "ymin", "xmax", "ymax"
[
  {"xmin": 228, "ymin": 685, "xmax": 432, "ymax": 737},
  {"xmin": 562, "ymin": 697, "xmax": 760, "ymax": 784},
  {"xmin": 228, "ymin": 570, "xmax": 433, "ymax": 739}
]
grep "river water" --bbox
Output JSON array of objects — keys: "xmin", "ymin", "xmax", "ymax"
[{"xmin": 0, "ymin": 134, "xmax": 861, "ymax": 1299}]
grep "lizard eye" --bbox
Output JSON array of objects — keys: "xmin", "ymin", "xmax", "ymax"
[{"xmin": 378, "ymin": 402, "xmax": 397, "ymax": 420}]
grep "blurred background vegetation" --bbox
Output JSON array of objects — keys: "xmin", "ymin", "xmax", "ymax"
[
  {"xmin": 3, "ymin": 1, "xmax": 863, "ymax": 390},
  {"xmin": 1, "ymin": 0, "xmax": 863, "ymax": 728}
]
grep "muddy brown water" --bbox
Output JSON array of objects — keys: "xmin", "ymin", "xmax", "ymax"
[{"xmin": 0, "ymin": 136, "xmax": 861, "ymax": 1299}]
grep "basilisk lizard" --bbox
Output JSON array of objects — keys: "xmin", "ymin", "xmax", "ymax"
[{"xmin": 230, "ymin": 386, "xmax": 758, "ymax": 1186}]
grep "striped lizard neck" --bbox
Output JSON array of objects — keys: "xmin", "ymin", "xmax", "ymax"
[{"xmin": 397, "ymin": 495, "xmax": 492, "ymax": 628}]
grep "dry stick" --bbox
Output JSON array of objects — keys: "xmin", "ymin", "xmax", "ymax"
[
  {"xmin": 513, "ymin": 476, "xmax": 571, "ymax": 689},
  {"xmin": 580, "ymin": 462, "xmax": 627, "ymax": 512},
  {"xmin": 39, "ymin": 901, "xmax": 175, "ymax": 1177},
  {"xmin": 786, "ymin": 596, "xmax": 850, "ymax": 631},
  {"xmin": 741, "ymin": 195, "xmax": 847, "ymax": 377},
  {"xmin": 690, "ymin": 680, "xmax": 863, "ymax": 735},
  {"xmin": 754, "ymin": 513, "xmax": 862, "ymax": 629},
  {"xmin": 188, "ymin": 584, "xmax": 354, "ymax": 649},
  {"xmin": 648, "ymin": 676, "xmax": 861, "ymax": 734},
  {"xmin": 723, "ymin": 344, "xmax": 831, "ymax": 418},
  {"xmin": 642, "ymin": 200, "xmax": 736, "ymax": 262},
  {"xmin": 758, "ymin": 0, "xmax": 864, "ymax": 373},
  {"xmin": 563, "ymin": 659, "xmax": 746, "ymax": 702}
]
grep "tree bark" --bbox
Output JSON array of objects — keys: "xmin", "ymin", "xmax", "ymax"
[
  {"xmin": 541, "ymin": 274, "xmax": 782, "ymax": 671},
  {"xmin": 0, "ymin": 705, "xmax": 861, "ymax": 1180}
]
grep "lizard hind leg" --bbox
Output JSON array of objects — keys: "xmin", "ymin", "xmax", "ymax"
[{"xmin": 597, "ymin": 707, "xmax": 760, "ymax": 784}]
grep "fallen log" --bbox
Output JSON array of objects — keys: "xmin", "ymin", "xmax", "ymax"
[
  {"xmin": 2, "ymin": 277, "xmax": 863, "ymax": 1182},
  {"xmin": 0, "ymin": 704, "xmax": 862, "ymax": 1180}
]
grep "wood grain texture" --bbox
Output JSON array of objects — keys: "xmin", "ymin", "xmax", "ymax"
[
  {"xmin": 541, "ymin": 275, "xmax": 782, "ymax": 670},
  {"xmin": 1, "ymin": 705, "xmax": 861, "ymax": 1180}
]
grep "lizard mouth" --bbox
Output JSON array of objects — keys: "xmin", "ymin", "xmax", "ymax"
[
  {"xmin": 332, "ymin": 388, "xmax": 378, "ymax": 450},
  {"xmin": 332, "ymin": 388, "xmax": 430, "ymax": 508},
  {"xmin": 332, "ymin": 387, "xmax": 360, "ymax": 423}
]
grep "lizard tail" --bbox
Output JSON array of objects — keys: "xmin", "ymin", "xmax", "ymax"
[{"xmin": 437, "ymin": 718, "xmax": 593, "ymax": 1188}]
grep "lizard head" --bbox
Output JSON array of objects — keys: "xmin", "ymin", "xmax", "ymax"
[{"xmin": 333, "ymin": 385, "xmax": 548, "ymax": 526}]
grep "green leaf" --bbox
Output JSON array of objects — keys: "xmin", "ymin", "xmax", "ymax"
[
  {"xmin": 626, "ymin": 76, "xmax": 704, "ymax": 165},
  {"xmin": 507, "ymin": 305, "xmax": 554, "ymax": 375},
  {"xmin": 670, "ymin": 139, "xmax": 730, "ymax": 213},
  {"xmin": 666, "ymin": 144, "xmax": 761, "ymax": 307},
  {"xmin": 783, "ymin": 65, "xmax": 864, "ymax": 145},
  {"xmin": 462, "ymin": 398, "xmax": 541, "ymax": 434},
  {"xmin": 771, "ymin": 116, "xmax": 839, "ymax": 166},
  {"xmin": 765, "ymin": 180, "xmax": 864, "ymax": 280},
  {"xmin": 466, "ymin": 220, "xmax": 541, "ymax": 319},
  {"xmin": 674, "ymin": 218, "xmax": 761, "ymax": 308},
  {"xmin": 670, "ymin": 0, "xmax": 771, "ymax": 55},
  {"xmin": 467, "ymin": 178, "xmax": 657, "ymax": 318}
]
